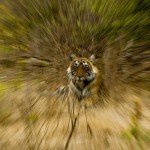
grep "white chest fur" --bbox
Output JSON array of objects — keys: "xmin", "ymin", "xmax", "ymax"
[{"xmin": 69, "ymin": 81, "xmax": 90, "ymax": 100}]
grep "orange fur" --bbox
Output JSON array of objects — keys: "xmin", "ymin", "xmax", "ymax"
[{"xmin": 67, "ymin": 56, "xmax": 101, "ymax": 107}]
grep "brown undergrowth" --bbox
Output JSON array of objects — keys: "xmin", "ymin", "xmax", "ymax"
[
  {"xmin": 0, "ymin": 69, "xmax": 150, "ymax": 150},
  {"xmin": 0, "ymin": 0, "xmax": 149, "ymax": 149}
]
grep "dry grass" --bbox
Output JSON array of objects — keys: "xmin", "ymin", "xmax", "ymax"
[
  {"xmin": 0, "ymin": 71, "xmax": 150, "ymax": 150},
  {"xmin": 0, "ymin": 1, "xmax": 149, "ymax": 149}
]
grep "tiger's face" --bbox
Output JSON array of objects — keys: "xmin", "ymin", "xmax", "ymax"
[{"xmin": 67, "ymin": 57, "xmax": 98, "ymax": 83}]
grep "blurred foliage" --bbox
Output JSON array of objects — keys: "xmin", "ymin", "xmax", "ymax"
[
  {"xmin": 0, "ymin": 0, "xmax": 149, "ymax": 90},
  {"xmin": 0, "ymin": 83, "xmax": 8, "ymax": 92},
  {"xmin": 27, "ymin": 112, "xmax": 39, "ymax": 124},
  {"xmin": 0, "ymin": 1, "xmax": 149, "ymax": 149},
  {"xmin": 0, "ymin": 0, "xmax": 149, "ymax": 52}
]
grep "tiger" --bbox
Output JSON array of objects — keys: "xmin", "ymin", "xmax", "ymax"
[{"xmin": 67, "ymin": 54, "xmax": 101, "ymax": 107}]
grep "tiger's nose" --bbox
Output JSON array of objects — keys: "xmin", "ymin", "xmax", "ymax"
[
  {"xmin": 76, "ymin": 71, "xmax": 83, "ymax": 77},
  {"xmin": 78, "ymin": 76, "xmax": 83, "ymax": 79},
  {"xmin": 77, "ymin": 76, "xmax": 83, "ymax": 81},
  {"xmin": 76, "ymin": 65, "xmax": 84, "ymax": 77}
]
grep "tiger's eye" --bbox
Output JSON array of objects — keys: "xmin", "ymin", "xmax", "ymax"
[
  {"xmin": 84, "ymin": 64, "xmax": 89, "ymax": 69},
  {"xmin": 74, "ymin": 63, "xmax": 78, "ymax": 67},
  {"xmin": 74, "ymin": 66, "xmax": 77, "ymax": 70}
]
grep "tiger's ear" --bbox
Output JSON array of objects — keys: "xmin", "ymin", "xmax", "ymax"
[
  {"xmin": 69, "ymin": 54, "xmax": 77, "ymax": 61},
  {"xmin": 89, "ymin": 54, "xmax": 95, "ymax": 63}
]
